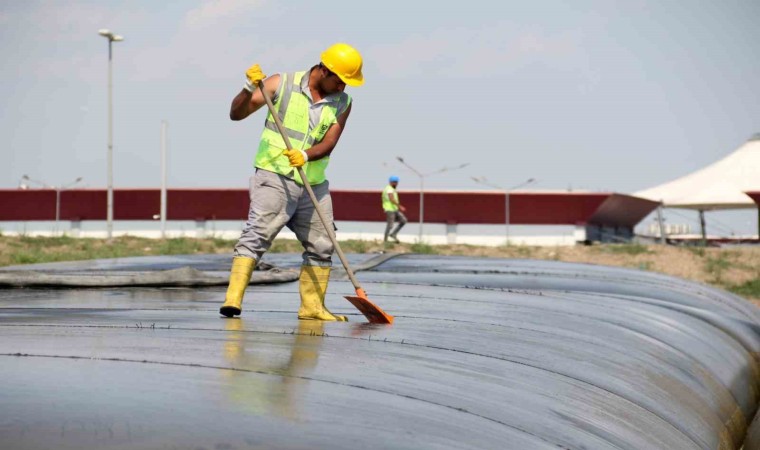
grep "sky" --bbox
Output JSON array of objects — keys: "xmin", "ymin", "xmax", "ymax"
[{"xmin": 2, "ymin": 0, "xmax": 760, "ymax": 235}]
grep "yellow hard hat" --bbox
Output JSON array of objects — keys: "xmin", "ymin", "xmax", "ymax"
[{"xmin": 320, "ymin": 43, "xmax": 364, "ymax": 87}]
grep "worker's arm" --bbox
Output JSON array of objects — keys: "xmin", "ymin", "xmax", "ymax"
[
  {"xmin": 285, "ymin": 102, "xmax": 353, "ymax": 166},
  {"xmin": 390, "ymin": 192, "xmax": 406, "ymax": 212},
  {"xmin": 304, "ymin": 102, "xmax": 352, "ymax": 161},
  {"xmin": 229, "ymin": 66, "xmax": 280, "ymax": 121}
]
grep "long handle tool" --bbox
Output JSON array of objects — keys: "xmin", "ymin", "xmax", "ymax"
[{"xmin": 258, "ymin": 83, "xmax": 394, "ymax": 324}]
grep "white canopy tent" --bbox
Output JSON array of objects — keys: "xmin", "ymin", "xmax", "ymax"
[{"xmin": 634, "ymin": 133, "xmax": 760, "ymax": 239}]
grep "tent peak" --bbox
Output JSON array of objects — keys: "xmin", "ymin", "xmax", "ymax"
[{"xmin": 633, "ymin": 134, "xmax": 760, "ymax": 209}]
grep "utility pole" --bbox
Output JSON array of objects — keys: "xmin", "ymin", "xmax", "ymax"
[
  {"xmin": 396, "ymin": 157, "xmax": 469, "ymax": 243},
  {"xmin": 160, "ymin": 120, "xmax": 168, "ymax": 238},
  {"xmin": 472, "ymin": 176, "xmax": 536, "ymax": 245},
  {"xmin": 99, "ymin": 29, "xmax": 124, "ymax": 241}
]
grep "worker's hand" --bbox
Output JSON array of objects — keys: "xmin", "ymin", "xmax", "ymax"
[
  {"xmin": 283, "ymin": 149, "xmax": 308, "ymax": 167},
  {"xmin": 243, "ymin": 64, "xmax": 266, "ymax": 92},
  {"xmin": 399, "ymin": 205, "xmax": 407, "ymax": 212}
]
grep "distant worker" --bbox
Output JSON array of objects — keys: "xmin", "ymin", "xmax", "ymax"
[
  {"xmin": 382, "ymin": 175, "xmax": 407, "ymax": 243},
  {"xmin": 219, "ymin": 43, "xmax": 364, "ymax": 322}
]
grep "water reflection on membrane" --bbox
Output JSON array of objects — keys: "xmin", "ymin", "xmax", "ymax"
[{"xmin": 221, "ymin": 319, "xmax": 325, "ymax": 421}]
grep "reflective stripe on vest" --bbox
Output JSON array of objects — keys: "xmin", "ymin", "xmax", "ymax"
[{"xmin": 254, "ymin": 70, "xmax": 351, "ymax": 185}]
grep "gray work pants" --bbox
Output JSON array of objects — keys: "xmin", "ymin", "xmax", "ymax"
[
  {"xmin": 384, "ymin": 210, "xmax": 407, "ymax": 241},
  {"xmin": 234, "ymin": 169, "xmax": 334, "ymax": 267}
]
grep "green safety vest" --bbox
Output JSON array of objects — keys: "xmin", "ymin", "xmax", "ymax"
[
  {"xmin": 255, "ymin": 70, "xmax": 352, "ymax": 185},
  {"xmin": 382, "ymin": 185, "xmax": 399, "ymax": 212}
]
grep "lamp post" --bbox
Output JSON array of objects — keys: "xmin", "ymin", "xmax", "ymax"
[
  {"xmin": 471, "ymin": 176, "xmax": 536, "ymax": 245},
  {"xmin": 396, "ymin": 157, "xmax": 470, "ymax": 242},
  {"xmin": 22, "ymin": 175, "xmax": 83, "ymax": 234},
  {"xmin": 55, "ymin": 177, "xmax": 84, "ymax": 233},
  {"xmin": 98, "ymin": 29, "xmax": 124, "ymax": 241},
  {"xmin": 20, "ymin": 175, "xmax": 51, "ymax": 189},
  {"xmin": 160, "ymin": 120, "xmax": 168, "ymax": 238}
]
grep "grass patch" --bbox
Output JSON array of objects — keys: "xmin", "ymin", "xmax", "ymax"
[
  {"xmin": 11, "ymin": 252, "xmax": 44, "ymax": 265},
  {"xmin": 684, "ymin": 246, "xmax": 706, "ymax": 257},
  {"xmin": 598, "ymin": 244, "xmax": 650, "ymax": 256},
  {"xmin": 705, "ymin": 255, "xmax": 732, "ymax": 283},
  {"xmin": 728, "ymin": 279, "xmax": 760, "ymax": 298},
  {"xmin": 155, "ymin": 238, "xmax": 203, "ymax": 254},
  {"xmin": 0, "ymin": 236, "xmax": 236, "ymax": 267},
  {"xmin": 512, "ymin": 246, "xmax": 535, "ymax": 258},
  {"xmin": 341, "ymin": 239, "xmax": 370, "ymax": 254},
  {"xmin": 410, "ymin": 242, "xmax": 437, "ymax": 254}
]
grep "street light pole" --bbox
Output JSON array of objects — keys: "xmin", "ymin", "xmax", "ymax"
[
  {"xmin": 55, "ymin": 177, "xmax": 84, "ymax": 234},
  {"xmin": 472, "ymin": 176, "xmax": 536, "ymax": 245},
  {"xmin": 160, "ymin": 120, "xmax": 168, "ymax": 238},
  {"xmin": 99, "ymin": 29, "xmax": 124, "ymax": 241},
  {"xmin": 396, "ymin": 157, "xmax": 469, "ymax": 243},
  {"xmin": 419, "ymin": 176, "xmax": 424, "ymax": 240},
  {"xmin": 21, "ymin": 175, "xmax": 49, "ymax": 189},
  {"xmin": 22, "ymin": 175, "xmax": 82, "ymax": 234},
  {"xmin": 396, "ymin": 157, "xmax": 423, "ymax": 241},
  {"xmin": 21, "ymin": 175, "xmax": 52, "ymax": 229}
]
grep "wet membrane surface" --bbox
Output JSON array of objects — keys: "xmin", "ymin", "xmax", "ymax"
[{"xmin": 1, "ymin": 253, "xmax": 759, "ymax": 449}]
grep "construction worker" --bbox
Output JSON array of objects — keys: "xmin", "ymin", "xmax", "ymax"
[
  {"xmin": 382, "ymin": 175, "xmax": 407, "ymax": 243},
  {"xmin": 219, "ymin": 43, "xmax": 364, "ymax": 321}
]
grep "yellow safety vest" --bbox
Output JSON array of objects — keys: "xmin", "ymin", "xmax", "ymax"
[
  {"xmin": 382, "ymin": 185, "xmax": 399, "ymax": 212},
  {"xmin": 255, "ymin": 70, "xmax": 352, "ymax": 185}
]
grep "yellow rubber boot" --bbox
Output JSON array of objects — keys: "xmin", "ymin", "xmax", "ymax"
[
  {"xmin": 297, "ymin": 266, "xmax": 347, "ymax": 322},
  {"xmin": 220, "ymin": 256, "xmax": 255, "ymax": 317}
]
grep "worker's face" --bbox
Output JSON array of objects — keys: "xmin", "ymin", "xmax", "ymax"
[
  {"xmin": 320, "ymin": 66, "xmax": 346, "ymax": 94},
  {"xmin": 390, "ymin": 181, "xmax": 398, "ymax": 188}
]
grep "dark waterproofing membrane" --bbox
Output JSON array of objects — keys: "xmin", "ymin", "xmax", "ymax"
[{"xmin": 0, "ymin": 253, "xmax": 758, "ymax": 449}]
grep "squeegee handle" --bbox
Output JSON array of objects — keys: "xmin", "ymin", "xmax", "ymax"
[{"xmin": 258, "ymin": 83, "xmax": 364, "ymax": 291}]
